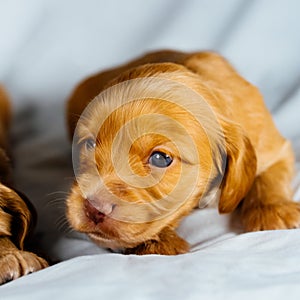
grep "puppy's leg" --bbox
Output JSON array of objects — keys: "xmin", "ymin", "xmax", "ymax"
[
  {"xmin": 0, "ymin": 185, "xmax": 48, "ymax": 285},
  {"xmin": 0, "ymin": 237, "xmax": 48, "ymax": 284},
  {"xmin": 240, "ymin": 149, "xmax": 300, "ymax": 231},
  {"xmin": 125, "ymin": 228, "xmax": 189, "ymax": 255}
]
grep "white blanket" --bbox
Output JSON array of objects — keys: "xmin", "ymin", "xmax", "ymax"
[{"xmin": 1, "ymin": 0, "xmax": 300, "ymax": 299}]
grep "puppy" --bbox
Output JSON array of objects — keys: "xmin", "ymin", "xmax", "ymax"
[
  {"xmin": 0, "ymin": 86, "xmax": 47, "ymax": 284},
  {"xmin": 66, "ymin": 50, "xmax": 299, "ymax": 255}
]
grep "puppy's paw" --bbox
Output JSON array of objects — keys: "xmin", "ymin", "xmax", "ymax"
[
  {"xmin": 242, "ymin": 200, "xmax": 300, "ymax": 231},
  {"xmin": 125, "ymin": 228, "xmax": 189, "ymax": 255},
  {"xmin": 0, "ymin": 250, "xmax": 48, "ymax": 285}
]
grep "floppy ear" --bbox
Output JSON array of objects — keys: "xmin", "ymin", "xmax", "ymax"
[
  {"xmin": 0, "ymin": 184, "xmax": 35, "ymax": 250},
  {"xmin": 218, "ymin": 119, "xmax": 257, "ymax": 214}
]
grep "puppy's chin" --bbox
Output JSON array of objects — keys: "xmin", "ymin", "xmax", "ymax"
[{"xmin": 88, "ymin": 233, "xmax": 127, "ymax": 250}]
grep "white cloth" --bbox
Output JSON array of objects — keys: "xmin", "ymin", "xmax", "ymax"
[{"xmin": 1, "ymin": 0, "xmax": 300, "ymax": 299}]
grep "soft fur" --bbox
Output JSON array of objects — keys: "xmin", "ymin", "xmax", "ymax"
[
  {"xmin": 0, "ymin": 86, "xmax": 47, "ymax": 284},
  {"xmin": 66, "ymin": 50, "xmax": 299, "ymax": 255}
]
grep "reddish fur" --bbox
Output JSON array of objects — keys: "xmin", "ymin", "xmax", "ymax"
[
  {"xmin": 66, "ymin": 50, "xmax": 298, "ymax": 255},
  {"xmin": 0, "ymin": 86, "xmax": 48, "ymax": 284}
]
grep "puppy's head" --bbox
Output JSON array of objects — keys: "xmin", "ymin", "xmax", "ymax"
[{"xmin": 66, "ymin": 67, "xmax": 257, "ymax": 249}]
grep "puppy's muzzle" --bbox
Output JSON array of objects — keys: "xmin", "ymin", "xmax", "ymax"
[{"xmin": 84, "ymin": 197, "xmax": 116, "ymax": 224}]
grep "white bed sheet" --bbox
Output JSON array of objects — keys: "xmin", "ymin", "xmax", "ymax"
[{"xmin": 1, "ymin": 0, "xmax": 300, "ymax": 299}]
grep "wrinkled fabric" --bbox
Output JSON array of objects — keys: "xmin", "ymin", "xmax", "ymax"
[{"xmin": 1, "ymin": 0, "xmax": 300, "ymax": 299}]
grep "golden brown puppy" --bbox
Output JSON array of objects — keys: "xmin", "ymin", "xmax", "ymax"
[
  {"xmin": 0, "ymin": 86, "xmax": 47, "ymax": 284},
  {"xmin": 66, "ymin": 50, "xmax": 299, "ymax": 255}
]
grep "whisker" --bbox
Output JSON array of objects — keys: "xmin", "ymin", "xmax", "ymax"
[
  {"xmin": 46, "ymin": 191, "xmax": 69, "ymax": 197},
  {"xmin": 47, "ymin": 204, "xmax": 66, "ymax": 210},
  {"xmin": 55, "ymin": 214, "xmax": 73, "ymax": 234},
  {"xmin": 46, "ymin": 197, "xmax": 67, "ymax": 207}
]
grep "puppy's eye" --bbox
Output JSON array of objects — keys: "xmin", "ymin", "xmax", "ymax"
[
  {"xmin": 149, "ymin": 151, "xmax": 173, "ymax": 168},
  {"xmin": 85, "ymin": 138, "xmax": 96, "ymax": 151}
]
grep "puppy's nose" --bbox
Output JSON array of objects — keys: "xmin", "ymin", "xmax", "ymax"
[{"xmin": 84, "ymin": 198, "xmax": 115, "ymax": 224}]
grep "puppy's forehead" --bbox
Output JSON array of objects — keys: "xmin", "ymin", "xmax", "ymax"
[
  {"xmin": 75, "ymin": 76, "xmax": 225, "ymax": 163},
  {"xmin": 76, "ymin": 76, "xmax": 189, "ymax": 137},
  {"xmin": 98, "ymin": 99, "xmax": 194, "ymax": 157},
  {"xmin": 83, "ymin": 97, "xmax": 190, "ymax": 140}
]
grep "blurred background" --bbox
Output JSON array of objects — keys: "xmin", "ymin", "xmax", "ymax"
[
  {"xmin": 0, "ymin": 0, "xmax": 300, "ymax": 260},
  {"xmin": 1, "ymin": 0, "xmax": 300, "ymax": 116}
]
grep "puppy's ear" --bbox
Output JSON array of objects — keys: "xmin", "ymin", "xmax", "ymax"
[
  {"xmin": 0, "ymin": 184, "xmax": 35, "ymax": 250},
  {"xmin": 218, "ymin": 119, "xmax": 257, "ymax": 214}
]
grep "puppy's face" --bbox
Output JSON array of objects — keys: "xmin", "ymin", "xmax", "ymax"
[{"xmin": 66, "ymin": 77, "xmax": 222, "ymax": 249}]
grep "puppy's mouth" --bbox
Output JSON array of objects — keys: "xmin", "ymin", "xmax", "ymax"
[{"xmin": 79, "ymin": 198, "xmax": 154, "ymax": 248}]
